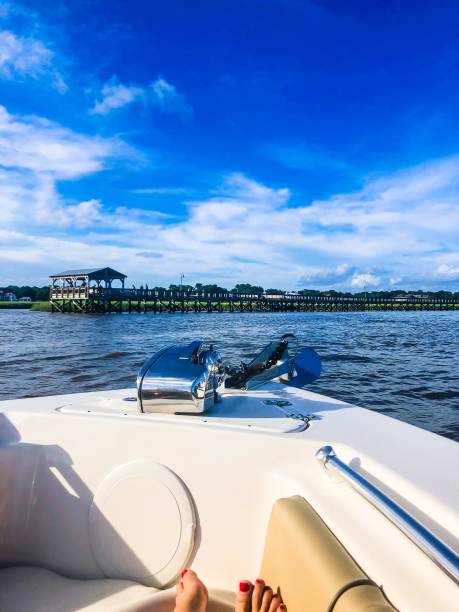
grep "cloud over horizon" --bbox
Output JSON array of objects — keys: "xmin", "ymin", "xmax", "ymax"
[{"xmin": 0, "ymin": 101, "xmax": 458, "ymax": 292}]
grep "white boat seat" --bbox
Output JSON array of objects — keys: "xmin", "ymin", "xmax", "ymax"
[
  {"xmin": 0, "ymin": 566, "xmax": 175, "ymax": 612},
  {"xmin": 0, "ymin": 566, "xmax": 235, "ymax": 612}
]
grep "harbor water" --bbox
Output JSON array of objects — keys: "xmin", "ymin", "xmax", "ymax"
[{"xmin": 1, "ymin": 309, "xmax": 458, "ymax": 441}]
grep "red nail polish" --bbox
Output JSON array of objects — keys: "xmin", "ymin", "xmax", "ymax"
[
  {"xmin": 181, "ymin": 569, "xmax": 188, "ymax": 578},
  {"xmin": 255, "ymin": 579, "xmax": 263, "ymax": 584},
  {"xmin": 239, "ymin": 581, "xmax": 251, "ymax": 592}
]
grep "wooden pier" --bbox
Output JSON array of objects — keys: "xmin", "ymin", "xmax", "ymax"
[
  {"xmin": 50, "ymin": 286, "xmax": 459, "ymax": 314},
  {"xmin": 48, "ymin": 267, "xmax": 459, "ymax": 314}
]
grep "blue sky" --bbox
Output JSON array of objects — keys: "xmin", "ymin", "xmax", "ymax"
[{"xmin": 1, "ymin": 0, "xmax": 459, "ymax": 290}]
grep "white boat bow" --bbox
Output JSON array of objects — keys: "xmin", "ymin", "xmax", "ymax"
[{"xmin": 0, "ymin": 337, "xmax": 457, "ymax": 611}]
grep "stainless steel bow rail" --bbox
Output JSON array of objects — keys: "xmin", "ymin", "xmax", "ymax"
[{"xmin": 315, "ymin": 445, "xmax": 459, "ymax": 584}]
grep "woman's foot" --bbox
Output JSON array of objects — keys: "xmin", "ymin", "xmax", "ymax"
[
  {"xmin": 235, "ymin": 578, "xmax": 285, "ymax": 612},
  {"xmin": 174, "ymin": 569, "xmax": 208, "ymax": 612}
]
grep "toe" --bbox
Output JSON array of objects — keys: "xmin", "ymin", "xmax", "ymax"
[
  {"xmin": 260, "ymin": 586, "xmax": 273, "ymax": 612},
  {"xmin": 182, "ymin": 569, "xmax": 197, "ymax": 583},
  {"xmin": 187, "ymin": 570, "xmax": 208, "ymax": 594},
  {"xmin": 252, "ymin": 578, "xmax": 265, "ymax": 610},
  {"xmin": 268, "ymin": 594, "xmax": 282, "ymax": 612},
  {"xmin": 175, "ymin": 569, "xmax": 208, "ymax": 612},
  {"xmin": 235, "ymin": 580, "xmax": 253, "ymax": 612}
]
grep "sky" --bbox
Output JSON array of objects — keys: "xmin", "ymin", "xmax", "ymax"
[{"xmin": 1, "ymin": 0, "xmax": 459, "ymax": 291}]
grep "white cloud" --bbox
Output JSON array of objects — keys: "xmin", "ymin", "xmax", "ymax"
[
  {"xmin": 0, "ymin": 106, "xmax": 123, "ymax": 178},
  {"xmin": 436, "ymin": 263, "xmax": 459, "ymax": 280},
  {"xmin": 38, "ymin": 198, "xmax": 103, "ymax": 229},
  {"xmin": 0, "ymin": 30, "xmax": 50, "ymax": 76},
  {"xmin": 0, "ymin": 106, "xmax": 129, "ymax": 229},
  {"xmin": 350, "ymin": 273, "xmax": 381, "ymax": 288},
  {"xmin": 92, "ymin": 75, "xmax": 192, "ymax": 118},
  {"xmin": 92, "ymin": 79, "xmax": 145, "ymax": 115},
  {"xmin": 218, "ymin": 172, "xmax": 290, "ymax": 206},
  {"xmin": 150, "ymin": 77, "xmax": 193, "ymax": 119},
  {"xmin": 0, "ymin": 30, "xmax": 66, "ymax": 91},
  {"xmin": 2, "ymin": 131, "xmax": 459, "ymax": 290},
  {"xmin": 299, "ymin": 264, "xmax": 353, "ymax": 286}
]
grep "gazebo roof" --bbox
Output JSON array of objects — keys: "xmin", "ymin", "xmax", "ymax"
[{"xmin": 50, "ymin": 267, "xmax": 127, "ymax": 280}]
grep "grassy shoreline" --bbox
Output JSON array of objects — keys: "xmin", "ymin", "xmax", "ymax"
[{"xmin": 0, "ymin": 301, "xmax": 51, "ymax": 311}]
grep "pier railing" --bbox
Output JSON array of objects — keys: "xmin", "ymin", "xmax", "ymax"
[
  {"xmin": 50, "ymin": 286, "xmax": 458, "ymax": 304},
  {"xmin": 49, "ymin": 285, "xmax": 459, "ymax": 313}
]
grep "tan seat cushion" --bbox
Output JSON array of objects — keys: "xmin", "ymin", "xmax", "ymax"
[
  {"xmin": 260, "ymin": 496, "xmax": 396, "ymax": 612},
  {"xmin": 0, "ymin": 566, "xmax": 173, "ymax": 612}
]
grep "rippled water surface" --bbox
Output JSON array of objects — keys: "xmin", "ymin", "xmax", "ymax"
[{"xmin": 1, "ymin": 309, "xmax": 458, "ymax": 440}]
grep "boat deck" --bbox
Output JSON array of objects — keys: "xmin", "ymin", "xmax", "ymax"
[{"xmin": 0, "ymin": 385, "xmax": 458, "ymax": 610}]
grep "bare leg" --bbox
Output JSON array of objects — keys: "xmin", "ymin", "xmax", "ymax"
[{"xmin": 174, "ymin": 570, "xmax": 208, "ymax": 612}]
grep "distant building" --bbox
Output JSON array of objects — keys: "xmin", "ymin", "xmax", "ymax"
[{"xmin": 0, "ymin": 291, "xmax": 17, "ymax": 301}]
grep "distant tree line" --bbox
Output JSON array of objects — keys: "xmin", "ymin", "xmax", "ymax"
[
  {"xmin": 0, "ymin": 285, "xmax": 50, "ymax": 300},
  {"xmin": 168, "ymin": 283, "xmax": 284, "ymax": 294},
  {"xmin": 162, "ymin": 284, "xmax": 459, "ymax": 298},
  {"xmin": 296, "ymin": 288, "xmax": 459, "ymax": 298},
  {"xmin": 3, "ymin": 284, "xmax": 458, "ymax": 300}
]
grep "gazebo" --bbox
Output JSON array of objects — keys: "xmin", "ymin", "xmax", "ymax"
[{"xmin": 50, "ymin": 267, "xmax": 127, "ymax": 300}]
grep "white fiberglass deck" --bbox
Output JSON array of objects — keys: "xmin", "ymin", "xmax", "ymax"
[{"xmin": 0, "ymin": 384, "xmax": 458, "ymax": 611}]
